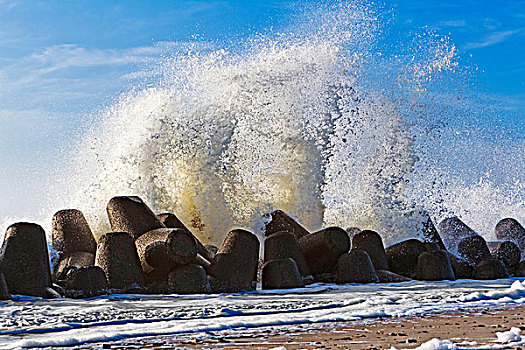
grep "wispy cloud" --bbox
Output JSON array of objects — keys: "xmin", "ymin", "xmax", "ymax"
[
  {"xmin": 437, "ymin": 20, "xmax": 467, "ymax": 28},
  {"xmin": 0, "ymin": 0, "xmax": 20, "ymax": 12},
  {"xmin": 0, "ymin": 42, "xmax": 188, "ymax": 110},
  {"xmin": 10, "ymin": 42, "xmax": 180, "ymax": 79},
  {"xmin": 465, "ymin": 29, "xmax": 521, "ymax": 49}
]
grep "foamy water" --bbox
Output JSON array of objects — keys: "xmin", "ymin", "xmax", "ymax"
[{"xmin": 1, "ymin": 279, "xmax": 525, "ymax": 348}]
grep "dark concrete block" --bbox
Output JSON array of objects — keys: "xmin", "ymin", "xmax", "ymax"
[
  {"xmin": 52, "ymin": 209, "xmax": 96, "ymax": 256},
  {"xmin": 385, "ymin": 239, "xmax": 426, "ymax": 278},
  {"xmin": 157, "ymin": 213, "xmax": 214, "ymax": 262},
  {"xmin": 95, "ymin": 232, "xmax": 144, "ymax": 290},
  {"xmin": 298, "ymin": 226, "xmax": 350, "ymax": 275},
  {"xmin": 55, "ymin": 251, "xmax": 95, "ymax": 280},
  {"xmin": 0, "ymin": 223, "xmax": 52, "ymax": 296},
  {"xmin": 438, "ymin": 217, "xmax": 477, "ymax": 252},
  {"xmin": 416, "ymin": 250, "xmax": 455, "ymax": 281},
  {"xmin": 351, "ymin": 230, "xmax": 388, "ymax": 270},
  {"xmin": 487, "ymin": 240, "xmax": 521, "ymax": 269},
  {"xmin": 495, "ymin": 218, "xmax": 525, "ymax": 256},
  {"xmin": 264, "ymin": 231, "xmax": 309, "ymax": 276},
  {"xmin": 107, "ymin": 196, "xmax": 165, "ymax": 240},
  {"xmin": 263, "ymin": 210, "xmax": 310, "ymax": 240},
  {"xmin": 447, "ymin": 253, "xmax": 474, "ymax": 279},
  {"xmin": 64, "ymin": 266, "xmax": 108, "ymax": 298},
  {"xmin": 135, "ymin": 228, "xmax": 197, "ymax": 274},
  {"xmin": 474, "ymin": 259, "xmax": 509, "ymax": 280},
  {"xmin": 209, "ymin": 229, "xmax": 260, "ymax": 292},
  {"xmin": 457, "ymin": 235, "xmax": 491, "ymax": 265},
  {"xmin": 420, "ymin": 212, "xmax": 446, "ymax": 250},
  {"xmin": 336, "ymin": 250, "xmax": 379, "ymax": 284},
  {"xmin": 167, "ymin": 264, "xmax": 211, "ymax": 294},
  {"xmin": 376, "ymin": 269, "xmax": 412, "ymax": 283},
  {"xmin": 262, "ymin": 258, "xmax": 304, "ymax": 290}
]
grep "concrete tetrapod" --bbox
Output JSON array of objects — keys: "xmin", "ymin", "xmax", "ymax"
[
  {"xmin": 385, "ymin": 239, "xmax": 427, "ymax": 278},
  {"xmin": 0, "ymin": 223, "xmax": 52, "ymax": 296},
  {"xmin": 95, "ymin": 232, "xmax": 144, "ymax": 291},
  {"xmin": 107, "ymin": 196, "xmax": 165, "ymax": 240},
  {"xmin": 351, "ymin": 230, "xmax": 388, "ymax": 271},
  {"xmin": 262, "ymin": 258, "xmax": 304, "ymax": 290},
  {"xmin": 264, "ymin": 231, "xmax": 309, "ymax": 276},
  {"xmin": 52, "ymin": 209, "xmax": 97, "ymax": 256},
  {"xmin": 167, "ymin": 264, "xmax": 211, "ymax": 294},
  {"xmin": 495, "ymin": 218, "xmax": 525, "ymax": 257},
  {"xmin": 487, "ymin": 241, "xmax": 521, "ymax": 270},
  {"xmin": 298, "ymin": 226, "xmax": 350, "ymax": 275},
  {"xmin": 210, "ymin": 229, "xmax": 260, "ymax": 293},
  {"xmin": 457, "ymin": 236, "xmax": 492, "ymax": 265},
  {"xmin": 54, "ymin": 251, "xmax": 95, "ymax": 280},
  {"xmin": 263, "ymin": 210, "xmax": 310, "ymax": 240},
  {"xmin": 438, "ymin": 217, "xmax": 478, "ymax": 253},
  {"xmin": 416, "ymin": 250, "xmax": 455, "ymax": 281},
  {"xmin": 336, "ymin": 250, "xmax": 379, "ymax": 284}
]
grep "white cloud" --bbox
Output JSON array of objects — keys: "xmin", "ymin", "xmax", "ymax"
[
  {"xmin": 437, "ymin": 20, "xmax": 467, "ymax": 28},
  {"xmin": 12, "ymin": 42, "xmax": 179, "ymax": 78},
  {"xmin": 0, "ymin": 41, "xmax": 218, "ymax": 105},
  {"xmin": 0, "ymin": 41, "xmax": 189, "ymax": 110},
  {"xmin": 465, "ymin": 29, "xmax": 521, "ymax": 49}
]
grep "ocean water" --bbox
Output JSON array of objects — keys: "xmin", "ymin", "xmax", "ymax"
[{"xmin": 1, "ymin": 279, "xmax": 525, "ymax": 348}]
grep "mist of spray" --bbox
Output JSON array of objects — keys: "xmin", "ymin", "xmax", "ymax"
[{"xmin": 37, "ymin": 1, "xmax": 524, "ymax": 246}]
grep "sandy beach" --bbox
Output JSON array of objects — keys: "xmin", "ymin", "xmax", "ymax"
[{"xmin": 102, "ymin": 306, "xmax": 525, "ymax": 350}]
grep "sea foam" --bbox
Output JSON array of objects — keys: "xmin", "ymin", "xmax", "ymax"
[{"xmin": 1, "ymin": 279, "xmax": 524, "ymax": 348}]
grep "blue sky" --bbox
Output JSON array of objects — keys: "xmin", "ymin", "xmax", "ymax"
[
  {"xmin": 0, "ymin": 0, "xmax": 524, "ymax": 219},
  {"xmin": 396, "ymin": 0, "xmax": 524, "ymax": 107}
]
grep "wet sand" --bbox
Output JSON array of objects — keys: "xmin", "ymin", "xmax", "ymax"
[{"xmin": 96, "ymin": 306, "xmax": 525, "ymax": 349}]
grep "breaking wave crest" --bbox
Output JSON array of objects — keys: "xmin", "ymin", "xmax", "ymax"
[{"xmin": 48, "ymin": 1, "xmax": 524, "ymax": 245}]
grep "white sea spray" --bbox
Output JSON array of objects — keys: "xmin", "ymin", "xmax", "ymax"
[{"xmin": 30, "ymin": 0, "xmax": 524, "ymax": 247}]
